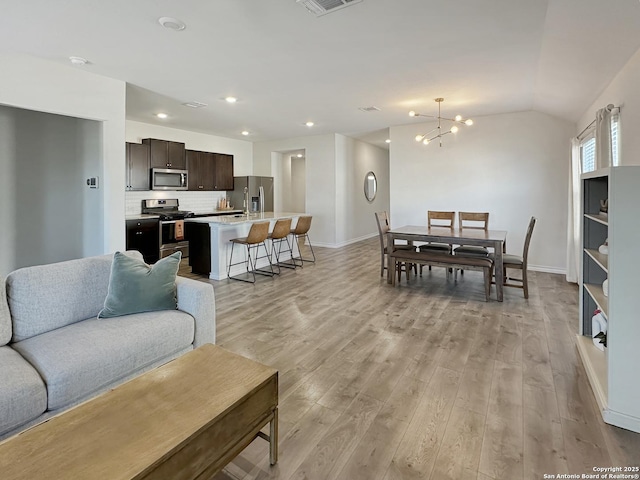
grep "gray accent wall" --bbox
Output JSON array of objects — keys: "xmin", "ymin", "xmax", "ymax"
[{"xmin": 0, "ymin": 105, "xmax": 103, "ymax": 274}]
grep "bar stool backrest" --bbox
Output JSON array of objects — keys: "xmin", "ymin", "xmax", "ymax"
[
  {"xmin": 293, "ymin": 216, "xmax": 312, "ymax": 235},
  {"xmin": 246, "ymin": 222, "xmax": 270, "ymax": 244},
  {"xmin": 271, "ymin": 218, "xmax": 292, "ymax": 239}
]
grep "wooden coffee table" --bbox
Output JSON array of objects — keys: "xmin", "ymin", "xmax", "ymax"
[{"xmin": 0, "ymin": 344, "xmax": 278, "ymax": 479}]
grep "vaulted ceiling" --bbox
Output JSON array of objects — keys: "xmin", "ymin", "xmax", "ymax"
[{"xmin": 3, "ymin": 0, "xmax": 640, "ymax": 148}]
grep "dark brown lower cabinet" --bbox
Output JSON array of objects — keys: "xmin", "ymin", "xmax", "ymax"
[
  {"xmin": 126, "ymin": 219, "xmax": 159, "ymax": 263},
  {"xmin": 186, "ymin": 222, "xmax": 211, "ymax": 274}
]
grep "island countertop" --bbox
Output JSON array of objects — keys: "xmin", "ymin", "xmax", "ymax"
[{"xmin": 185, "ymin": 212, "xmax": 305, "ymax": 226}]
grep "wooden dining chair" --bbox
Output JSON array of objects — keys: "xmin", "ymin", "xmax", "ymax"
[
  {"xmin": 453, "ymin": 212, "xmax": 490, "ymax": 279},
  {"xmin": 419, "ymin": 210, "xmax": 455, "ymax": 274},
  {"xmin": 374, "ymin": 211, "xmax": 415, "ymax": 278},
  {"xmin": 490, "ymin": 216, "xmax": 536, "ymax": 298}
]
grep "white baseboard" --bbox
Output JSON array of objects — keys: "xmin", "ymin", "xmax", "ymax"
[
  {"xmin": 313, "ymin": 232, "xmax": 378, "ymax": 249},
  {"xmin": 529, "ymin": 264, "xmax": 566, "ymax": 275}
]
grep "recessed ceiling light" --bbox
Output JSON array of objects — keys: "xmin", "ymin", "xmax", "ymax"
[
  {"xmin": 158, "ymin": 17, "xmax": 186, "ymax": 31},
  {"xmin": 69, "ymin": 56, "xmax": 88, "ymax": 66},
  {"xmin": 156, "ymin": 113, "xmax": 168, "ymax": 119},
  {"xmin": 225, "ymin": 96, "xmax": 237, "ymax": 103},
  {"xmin": 241, "ymin": 130, "xmax": 250, "ymax": 136},
  {"xmin": 305, "ymin": 121, "xmax": 314, "ymax": 127},
  {"xmin": 385, "ymin": 139, "xmax": 391, "ymax": 143},
  {"xmin": 297, "ymin": 154, "xmax": 303, "ymax": 158}
]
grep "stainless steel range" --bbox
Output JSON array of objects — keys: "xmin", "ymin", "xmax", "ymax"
[{"xmin": 142, "ymin": 199, "xmax": 193, "ymax": 259}]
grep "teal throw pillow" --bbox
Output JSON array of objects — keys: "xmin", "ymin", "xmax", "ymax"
[{"xmin": 98, "ymin": 251, "xmax": 181, "ymax": 318}]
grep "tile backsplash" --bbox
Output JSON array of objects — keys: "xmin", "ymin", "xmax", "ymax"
[{"xmin": 125, "ymin": 191, "xmax": 229, "ymax": 215}]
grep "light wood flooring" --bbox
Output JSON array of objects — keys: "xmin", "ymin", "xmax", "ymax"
[{"xmin": 179, "ymin": 238, "xmax": 640, "ymax": 480}]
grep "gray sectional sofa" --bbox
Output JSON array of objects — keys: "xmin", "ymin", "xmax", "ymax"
[{"xmin": 0, "ymin": 251, "xmax": 215, "ymax": 440}]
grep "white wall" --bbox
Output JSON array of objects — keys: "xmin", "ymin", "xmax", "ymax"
[
  {"xmin": 253, "ymin": 134, "xmax": 390, "ymax": 247},
  {"xmin": 254, "ymin": 134, "xmax": 337, "ymax": 246},
  {"xmin": 0, "ymin": 53, "xmax": 125, "ymax": 274},
  {"xmin": 578, "ymin": 47, "xmax": 640, "ymax": 166},
  {"xmin": 291, "ymin": 156, "xmax": 306, "ymax": 213},
  {"xmin": 390, "ymin": 110, "xmax": 575, "ymax": 273},
  {"xmin": 337, "ymin": 135, "xmax": 390, "ymax": 245}
]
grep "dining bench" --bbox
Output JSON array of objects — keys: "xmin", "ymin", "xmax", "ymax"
[{"xmin": 388, "ymin": 250, "xmax": 494, "ymax": 301}]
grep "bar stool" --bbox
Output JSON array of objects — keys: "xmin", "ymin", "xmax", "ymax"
[
  {"xmin": 228, "ymin": 221, "xmax": 274, "ymax": 283},
  {"xmin": 290, "ymin": 215, "xmax": 316, "ymax": 267},
  {"xmin": 268, "ymin": 218, "xmax": 295, "ymax": 274}
]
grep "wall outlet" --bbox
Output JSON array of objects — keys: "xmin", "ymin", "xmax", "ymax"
[{"xmin": 87, "ymin": 177, "xmax": 99, "ymax": 189}]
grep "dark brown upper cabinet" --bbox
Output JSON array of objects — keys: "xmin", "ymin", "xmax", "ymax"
[
  {"xmin": 186, "ymin": 150, "xmax": 215, "ymax": 191},
  {"xmin": 126, "ymin": 142, "xmax": 150, "ymax": 191},
  {"xmin": 142, "ymin": 138, "xmax": 186, "ymax": 169},
  {"xmin": 213, "ymin": 153, "xmax": 234, "ymax": 191}
]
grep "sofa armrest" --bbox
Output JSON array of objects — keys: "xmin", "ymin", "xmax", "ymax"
[
  {"xmin": 0, "ymin": 277, "xmax": 11, "ymax": 346},
  {"xmin": 175, "ymin": 277, "xmax": 216, "ymax": 347}
]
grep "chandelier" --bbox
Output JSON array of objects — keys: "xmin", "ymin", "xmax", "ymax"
[{"xmin": 409, "ymin": 98, "xmax": 473, "ymax": 147}]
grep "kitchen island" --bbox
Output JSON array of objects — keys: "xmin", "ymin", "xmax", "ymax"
[{"xmin": 185, "ymin": 212, "xmax": 305, "ymax": 280}]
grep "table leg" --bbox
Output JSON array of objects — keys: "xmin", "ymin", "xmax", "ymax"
[
  {"xmin": 270, "ymin": 408, "xmax": 278, "ymax": 465},
  {"xmin": 494, "ymin": 241, "xmax": 504, "ymax": 302}
]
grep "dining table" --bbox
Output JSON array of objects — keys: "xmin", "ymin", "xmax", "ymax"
[{"xmin": 387, "ymin": 225, "xmax": 508, "ymax": 302}]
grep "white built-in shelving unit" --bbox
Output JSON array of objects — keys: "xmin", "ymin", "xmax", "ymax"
[{"xmin": 577, "ymin": 166, "xmax": 640, "ymax": 433}]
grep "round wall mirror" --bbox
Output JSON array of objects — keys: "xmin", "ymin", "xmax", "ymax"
[{"xmin": 364, "ymin": 171, "xmax": 377, "ymax": 202}]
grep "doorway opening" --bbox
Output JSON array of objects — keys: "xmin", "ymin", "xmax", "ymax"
[{"xmin": 273, "ymin": 149, "xmax": 306, "ymax": 213}]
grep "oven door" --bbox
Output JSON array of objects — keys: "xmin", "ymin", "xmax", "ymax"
[{"xmin": 160, "ymin": 221, "xmax": 189, "ymax": 258}]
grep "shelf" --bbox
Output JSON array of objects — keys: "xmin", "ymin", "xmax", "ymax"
[
  {"xmin": 584, "ymin": 213, "xmax": 609, "ymax": 226},
  {"xmin": 576, "ymin": 335, "xmax": 608, "ymax": 411},
  {"xmin": 584, "ymin": 248, "xmax": 609, "ymax": 273},
  {"xmin": 584, "ymin": 283, "xmax": 608, "ymax": 318}
]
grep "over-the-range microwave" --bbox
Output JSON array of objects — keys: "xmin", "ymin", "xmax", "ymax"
[{"xmin": 151, "ymin": 168, "xmax": 188, "ymax": 191}]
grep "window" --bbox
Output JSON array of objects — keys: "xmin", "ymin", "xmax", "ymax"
[
  {"xmin": 580, "ymin": 134, "xmax": 596, "ymax": 173},
  {"xmin": 611, "ymin": 113, "xmax": 620, "ymax": 166},
  {"xmin": 580, "ymin": 112, "xmax": 620, "ymax": 173}
]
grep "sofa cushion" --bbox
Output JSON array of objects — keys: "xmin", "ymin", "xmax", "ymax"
[
  {"xmin": 0, "ymin": 346, "xmax": 47, "ymax": 435},
  {"xmin": 7, "ymin": 251, "xmax": 144, "ymax": 342},
  {"xmin": 0, "ymin": 277, "xmax": 11, "ymax": 346},
  {"xmin": 99, "ymin": 251, "xmax": 181, "ymax": 318},
  {"xmin": 11, "ymin": 310, "xmax": 195, "ymax": 410}
]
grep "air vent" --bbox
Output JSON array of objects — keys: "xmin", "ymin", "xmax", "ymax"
[
  {"xmin": 296, "ymin": 0, "xmax": 362, "ymax": 17},
  {"xmin": 359, "ymin": 106, "xmax": 380, "ymax": 112},
  {"xmin": 182, "ymin": 101, "xmax": 208, "ymax": 108}
]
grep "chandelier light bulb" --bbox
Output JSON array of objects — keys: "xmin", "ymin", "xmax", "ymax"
[
  {"xmin": 450, "ymin": 125, "xmax": 459, "ymax": 134},
  {"xmin": 415, "ymin": 134, "xmax": 424, "ymax": 142},
  {"xmin": 409, "ymin": 111, "xmax": 416, "ymax": 117},
  {"xmin": 455, "ymin": 115, "xmax": 462, "ymax": 122},
  {"xmin": 465, "ymin": 119, "xmax": 474, "ymax": 126},
  {"xmin": 423, "ymin": 138, "xmax": 430, "ymax": 145}
]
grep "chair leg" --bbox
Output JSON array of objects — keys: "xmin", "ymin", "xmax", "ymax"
[
  {"xmin": 381, "ymin": 251, "xmax": 385, "ymax": 277},
  {"xmin": 270, "ymin": 239, "xmax": 282, "ymax": 275},
  {"xmin": 483, "ymin": 266, "xmax": 491, "ymax": 301},
  {"xmin": 522, "ymin": 267, "xmax": 529, "ymax": 299}
]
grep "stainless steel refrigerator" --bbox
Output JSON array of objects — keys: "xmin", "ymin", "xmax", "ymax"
[{"xmin": 230, "ymin": 176, "xmax": 274, "ymax": 213}]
